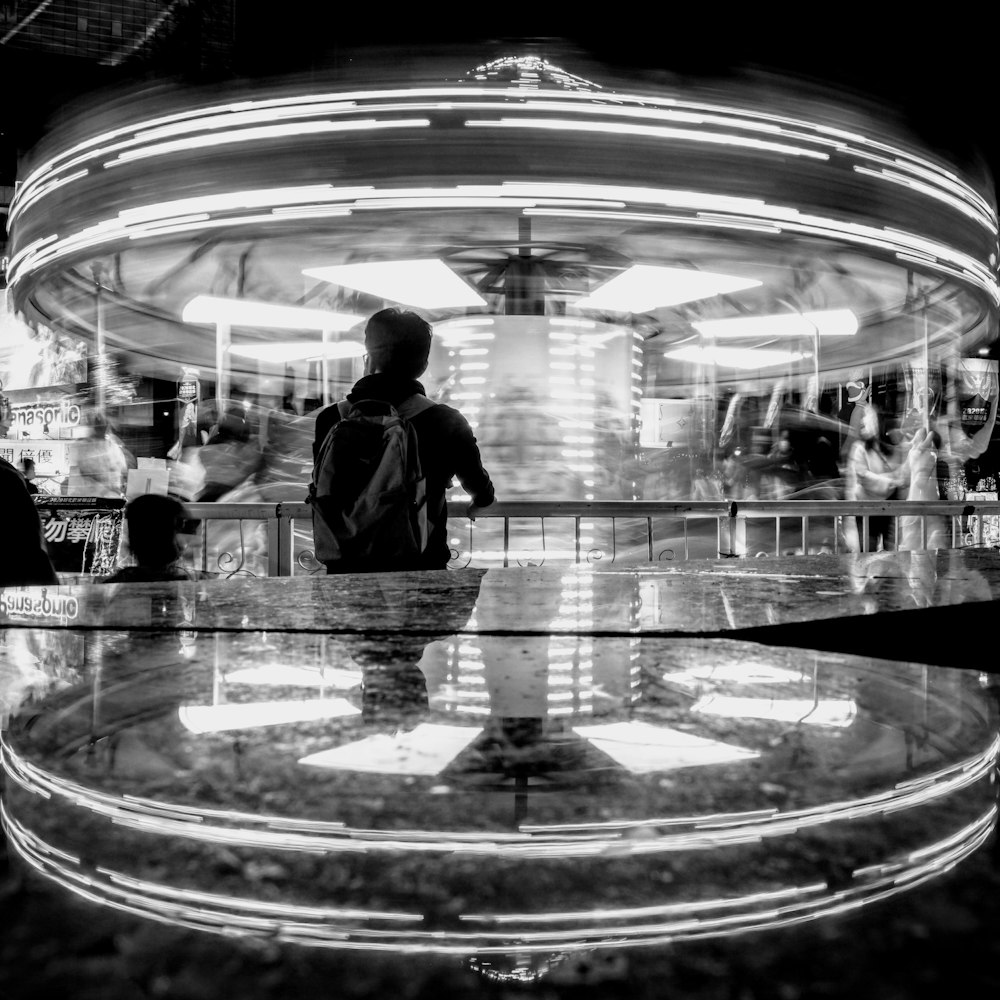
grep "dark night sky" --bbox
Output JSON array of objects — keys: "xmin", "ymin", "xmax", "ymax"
[{"xmin": 0, "ymin": 10, "xmax": 996, "ymax": 199}]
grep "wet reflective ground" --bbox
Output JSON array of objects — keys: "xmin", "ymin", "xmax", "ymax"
[{"xmin": 2, "ymin": 558, "xmax": 999, "ymax": 996}]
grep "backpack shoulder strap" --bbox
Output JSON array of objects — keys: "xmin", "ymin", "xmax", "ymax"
[{"xmin": 395, "ymin": 394, "xmax": 436, "ymax": 420}]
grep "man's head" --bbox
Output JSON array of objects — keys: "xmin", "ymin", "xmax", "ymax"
[
  {"xmin": 364, "ymin": 308, "xmax": 432, "ymax": 379},
  {"xmin": 126, "ymin": 493, "xmax": 189, "ymax": 568}
]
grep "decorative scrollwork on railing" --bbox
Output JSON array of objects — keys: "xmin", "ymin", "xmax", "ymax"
[
  {"xmin": 216, "ymin": 521, "xmax": 254, "ymax": 578},
  {"xmin": 586, "ymin": 518, "xmax": 617, "ymax": 564},
  {"xmin": 657, "ymin": 548, "xmax": 675, "ymax": 561},
  {"xmin": 447, "ymin": 518, "xmax": 475, "ymax": 569},
  {"xmin": 296, "ymin": 549, "xmax": 326, "ymax": 575}
]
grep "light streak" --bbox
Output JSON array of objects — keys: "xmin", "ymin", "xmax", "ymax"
[
  {"xmin": 1, "ymin": 794, "xmax": 992, "ymax": 955},
  {"xmin": 2, "ymin": 729, "xmax": 995, "ymax": 858}
]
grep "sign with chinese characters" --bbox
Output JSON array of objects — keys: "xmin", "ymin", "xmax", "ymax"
[
  {"xmin": 0, "ymin": 440, "xmax": 71, "ymax": 479},
  {"xmin": 33, "ymin": 496, "xmax": 125, "ymax": 576}
]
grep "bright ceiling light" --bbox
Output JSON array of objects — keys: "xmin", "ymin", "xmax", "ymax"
[
  {"xmin": 665, "ymin": 345, "xmax": 808, "ymax": 369},
  {"xmin": 228, "ymin": 341, "xmax": 365, "ymax": 363},
  {"xmin": 302, "ymin": 259, "xmax": 488, "ymax": 309},
  {"xmin": 182, "ymin": 295, "xmax": 364, "ymax": 331},
  {"xmin": 576, "ymin": 264, "xmax": 761, "ymax": 313},
  {"xmin": 692, "ymin": 308, "xmax": 859, "ymax": 339}
]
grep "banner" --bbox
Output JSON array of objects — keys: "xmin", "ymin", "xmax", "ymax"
[
  {"xmin": 33, "ymin": 497, "xmax": 125, "ymax": 576},
  {"xmin": 958, "ymin": 358, "xmax": 998, "ymax": 437}
]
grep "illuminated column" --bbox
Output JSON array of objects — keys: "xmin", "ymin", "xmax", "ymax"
[{"xmin": 214, "ymin": 321, "xmax": 231, "ymax": 410}]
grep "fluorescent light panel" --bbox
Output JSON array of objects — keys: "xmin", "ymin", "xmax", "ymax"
[
  {"xmin": 182, "ymin": 295, "xmax": 364, "ymax": 331},
  {"xmin": 577, "ymin": 264, "xmax": 762, "ymax": 313},
  {"xmin": 228, "ymin": 341, "xmax": 365, "ymax": 363},
  {"xmin": 665, "ymin": 345, "xmax": 808, "ymax": 369},
  {"xmin": 692, "ymin": 308, "xmax": 859, "ymax": 339},
  {"xmin": 303, "ymin": 259, "xmax": 487, "ymax": 309}
]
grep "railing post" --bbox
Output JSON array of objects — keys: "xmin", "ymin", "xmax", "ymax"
[
  {"xmin": 719, "ymin": 502, "xmax": 746, "ymax": 557},
  {"xmin": 268, "ymin": 503, "xmax": 294, "ymax": 577}
]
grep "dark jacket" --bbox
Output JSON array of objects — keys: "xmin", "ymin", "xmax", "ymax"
[
  {"xmin": 312, "ymin": 374, "xmax": 495, "ymax": 571},
  {"xmin": 0, "ymin": 457, "xmax": 59, "ymax": 587}
]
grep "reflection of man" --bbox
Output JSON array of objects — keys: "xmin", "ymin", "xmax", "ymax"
[{"xmin": 326, "ymin": 569, "xmax": 487, "ymax": 727}]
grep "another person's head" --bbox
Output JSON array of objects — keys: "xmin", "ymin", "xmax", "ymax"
[
  {"xmin": 0, "ymin": 390, "xmax": 11, "ymax": 439},
  {"xmin": 364, "ymin": 308, "xmax": 432, "ymax": 379},
  {"xmin": 20, "ymin": 457, "xmax": 36, "ymax": 480},
  {"xmin": 125, "ymin": 493, "xmax": 189, "ymax": 569}
]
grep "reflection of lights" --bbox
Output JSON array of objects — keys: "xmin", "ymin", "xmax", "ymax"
[
  {"xmin": 665, "ymin": 663, "xmax": 803, "ymax": 688},
  {"xmin": 299, "ymin": 724, "xmax": 482, "ymax": 776},
  {"xmin": 665, "ymin": 346, "xmax": 809, "ymax": 369},
  {"xmin": 225, "ymin": 666, "xmax": 361, "ymax": 688},
  {"xmin": 692, "ymin": 309, "xmax": 859, "ymax": 339},
  {"xmin": 690, "ymin": 696, "xmax": 857, "ymax": 728},
  {"xmin": 2, "ymin": 793, "xmax": 993, "ymax": 955},
  {"xmin": 177, "ymin": 698, "xmax": 360, "ymax": 733},
  {"xmin": 578, "ymin": 264, "xmax": 762, "ymax": 313},
  {"xmin": 2, "ymin": 729, "xmax": 997, "ymax": 856},
  {"xmin": 228, "ymin": 341, "xmax": 365, "ymax": 363},
  {"xmin": 303, "ymin": 259, "xmax": 487, "ymax": 309},
  {"xmin": 182, "ymin": 295, "xmax": 364, "ymax": 331},
  {"xmin": 574, "ymin": 721, "xmax": 758, "ymax": 773}
]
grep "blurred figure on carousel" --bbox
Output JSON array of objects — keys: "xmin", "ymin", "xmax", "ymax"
[
  {"xmin": 18, "ymin": 457, "xmax": 40, "ymax": 496},
  {"xmin": 844, "ymin": 403, "xmax": 898, "ymax": 552},
  {"xmin": 68, "ymin": 412, "xmax": 134, "ymax": 497}
]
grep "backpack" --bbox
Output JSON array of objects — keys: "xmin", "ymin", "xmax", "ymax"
[{"xmin": 309, "ymin": 394, "xmax": 436, "ymax": 566}]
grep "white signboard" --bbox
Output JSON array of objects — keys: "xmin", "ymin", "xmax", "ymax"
[{"xmin": 0, "ymin": 439, "xmax": 72, "ymax": 478}]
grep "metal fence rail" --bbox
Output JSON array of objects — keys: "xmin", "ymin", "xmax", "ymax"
[{"xmin": 181, "ymin": 499, "xmax": 1000, "ymax": 578}]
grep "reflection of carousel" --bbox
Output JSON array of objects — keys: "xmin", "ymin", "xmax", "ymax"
[{"xmin": 2, "ymin": 621, "xmax": 996, "ymax": 962}]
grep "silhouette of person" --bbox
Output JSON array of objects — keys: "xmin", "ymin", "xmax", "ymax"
[
  {"xmin": 312, "ymin": 308, "xmax": 495, "ymax": 573},
  {"xmin": 100, "ymin": 493, "xmax": 205, "ymax": 583},
  {"xmin": 0, "ymin": 393, "xmax": 58, "ymax": 586}
]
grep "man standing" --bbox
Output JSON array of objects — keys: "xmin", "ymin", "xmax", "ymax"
[{"xmin": 312, "ymin": 308, "xmax": 495, "ymax": 573}]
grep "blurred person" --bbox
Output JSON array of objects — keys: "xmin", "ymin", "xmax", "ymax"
[
  {"xmin": 311, "ymin": 308, "xmax": 495, "ymax": 573},
  {"xmin": 70, "ymin": 413, "xmax": 132, "ymax": 497},
  {"xmin": 0, "ymin": 393, "xmax": 59, "ymax": 586},
  {"xmin": 19, "ymin": 457, "xmax": 39, "ymax": 496},
  {"xmin": 100, "ymin": 493, "xmax": 204, "ymax": 583},
  {"xmin": 845, "ymin": 403, "xmax": 898, "ymax": 551},
  {"xmin": 895, "ymin": 427, "xmax": 950, "ymax": 550},
  {"xmin": 763, "ymin": 429, "xmax": 803, "ymax": 499},
  {"xmin": 195, "ymin": 390, "xmax": 262, "ymax": 501}
]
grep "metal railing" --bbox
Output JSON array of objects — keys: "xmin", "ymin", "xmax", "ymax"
[{"xmin": 181, "ymin": 499, "xmax": 1000, "ymax": 578}]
